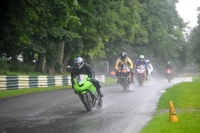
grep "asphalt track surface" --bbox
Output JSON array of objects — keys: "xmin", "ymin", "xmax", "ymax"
[{"xmin": 0, "ymin": 77, "xmax": 186, "ymax": 133}]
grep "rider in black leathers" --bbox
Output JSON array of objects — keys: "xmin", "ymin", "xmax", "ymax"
[
  {"xmin": 71, "ymin": 57, "xmax": 103, "ymax": 97},
  {"xmin": 165, "ymin": 62, "xmax": 174, "ymax": 79}
]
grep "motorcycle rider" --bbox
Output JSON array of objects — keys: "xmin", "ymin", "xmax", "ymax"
[
  {"xmin": 146, "ymin": 59, "xmax": 154, "ymax": 75},
  {"xmin": 134, "ymin": 55, "xmax": 148, "ymax": 80},
  {"xmin": 71, "ymin": 57, "xmax": 103, "ymax": 97},
  {"xmin": 115, "ymin": 52, "xmax": 134, "ymax": 83},
  {"xmin": 165, "ymin": 62, "xmax": 173, "ymax": 79}
]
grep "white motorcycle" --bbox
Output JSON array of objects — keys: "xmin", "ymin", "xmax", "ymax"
[{"xmin": 147, "ymin": 63, "xmax": 153, "ymax": 80}]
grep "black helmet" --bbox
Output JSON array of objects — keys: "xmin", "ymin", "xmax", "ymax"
[
  {"xmin": 120, "ymin": 52, "xmax": 127, "ymax": 60},
  {"xmin": 74, "ymin": 57, "xmax": 84, "ymax": 69}
]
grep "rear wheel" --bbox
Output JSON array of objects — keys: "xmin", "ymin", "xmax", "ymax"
[{"xmin": 82, "ymin": 92, "xmax": 93, "ymax": 112}]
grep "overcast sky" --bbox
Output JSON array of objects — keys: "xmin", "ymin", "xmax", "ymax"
[{"xmin": 176, "ymin": 0, "xmax": 200, "ymax": 28}]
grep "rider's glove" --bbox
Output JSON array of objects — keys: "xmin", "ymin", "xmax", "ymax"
[
  {"xmin": 91, "ymin": 77, "xmax": 95, "ymax": 82},
  {"xmin": 131, "ymin": 69, "xmax": 135, "ymax": 74}
]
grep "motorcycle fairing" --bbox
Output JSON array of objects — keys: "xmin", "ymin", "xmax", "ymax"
[{"xmin": 73, "ymin": 74, "xmax": 96, "ymax": 95}]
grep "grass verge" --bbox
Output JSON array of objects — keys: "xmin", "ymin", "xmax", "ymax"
[
  {"xmin": 140, "ymin": 76, "xmax": 200, "ymax": 133},
  {"xmin": 0, "ymin": 77, "xmax": 117, "ymax": 100},
  {"xmin": 100, "ymin": 76, "xmax": 117, "ymax": 86},
  {"xmin": 0, "ymin": 86, "xmax": 71, "ymax": 99}
]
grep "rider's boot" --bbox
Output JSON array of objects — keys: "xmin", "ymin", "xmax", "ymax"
[
  {"xmin": 97, "ymin": 88, "xmax": 104, "ymax": 97},
  {"xmin": 130, "ymin": 72, "xmax": 134, "ymax": 83},
  {"xmin": 131, "ymin": 77, "xmax": 134, "ymax": 83},
  {"xmin": 146, "ymin": 74, "xmax": 148, "ymax": 80}
]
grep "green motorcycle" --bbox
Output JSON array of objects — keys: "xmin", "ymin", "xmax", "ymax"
[{"xmin": 73, "ymin": 74, "xmax": 103, "ymax": 112}]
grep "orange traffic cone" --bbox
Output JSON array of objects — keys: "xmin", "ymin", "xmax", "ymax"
[{"xmin": 169, "ymin": 101, "xmax": 178, "ymax": 122}]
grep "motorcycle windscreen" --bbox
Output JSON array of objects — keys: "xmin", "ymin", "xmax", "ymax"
[
  {"xmin": 77, "ymin": 74, "xmax": 87, "ymax": 85},
  {"xmin": 137, "ymin": 69, "xmax": 145, "ymax": 74},
  {"xmin": 122, "ymin": 65, "xmax": 129, "ymax": 69},
  {"xmin": 138, "ymin": 65, "xmax": 145, "ymax": 69},
  {"xmin": 136, "ymin": 65, "xmax": 145, "ymax": 73},
  {"xmin": 120, "ymin": 64, "xmax": 130, "ymax": 72}
]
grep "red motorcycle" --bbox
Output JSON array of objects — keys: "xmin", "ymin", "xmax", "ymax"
[
  {"xmin": 135, "ymin": 64, "xmax": 146, "ymax": 86},
  {"xmin": 165, "ymin": 69, "xmax": 173, "ymax": 82}
]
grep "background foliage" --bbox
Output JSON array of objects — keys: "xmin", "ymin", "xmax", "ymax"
[{"xmin": 1, "ymin": 0, "xmax": 199, "ymax": 76}]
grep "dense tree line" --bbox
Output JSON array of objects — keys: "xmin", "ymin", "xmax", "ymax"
[
  {"xmin": 0, "ymin": 0, "xmax": 188, "ymax": 75},
  {"xmin": 188, "ymin": 7, "xmax": 200, "ymax": 69}
]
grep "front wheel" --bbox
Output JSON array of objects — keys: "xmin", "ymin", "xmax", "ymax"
[
  {"xmin": 82, "ymin": 92, "xmax": 93, "ymax": 112},
  {"xmin": 166, "ymin": 74, "xmax": 171, "ymax": 82},
  {"xmin": 122, "ymin": 78, "xmax": 129, "ymax": 90},
  {"xmin": 138, "ymin": 75, "xmax": 144, "ymax": 86},
  {"xmin": 167, "ymin": 77, "xmax": 171, "ymax": 82}
]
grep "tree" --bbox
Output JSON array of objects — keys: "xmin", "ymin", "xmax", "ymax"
[
  {"xmin": 188, "ymin": 8, "xmax": 200, "ymax": 66},
  {"xmin": 0, "ymin": 0, "xmax": 80, "ymax": 73}
]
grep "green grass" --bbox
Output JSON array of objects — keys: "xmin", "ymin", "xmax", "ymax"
[
  {"xmin": 178, "ymin": 73, "xmax": 196, "ymax": 77},
  {"xmin": 141, "ymin": 111, "xmax": 200, "ymax": 133},
  {"xmin": 0, "ymin": 86, "xmax": 72, "ymax": 99},
  {"xmin": 100, "ymin": 76, "xmax": 117, "ymax": 86},
  {"xmin": 0, "ymin": 77, "xmax": 116, "ymax": 100},
  {"xmin": 193, "ymin": 76, "xmax": 200, "ymax": 82},
  {"xmin": 157, "ymin": 82, "xmax": 200, "ymax": 109},
  {"xmin": 140, "ymin": 76, "xmax": 200, "ymax": 133}
]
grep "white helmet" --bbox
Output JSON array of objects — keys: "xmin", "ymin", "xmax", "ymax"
[
  {"xmin": 167, "ymin": 62, "xmax": 170, "ymax": 64},
  {"xmin": 74, "ymin": 57, "xmax": 84, "ymax": 69},
  {"xmin": 139, "ymin": 55, "xmax": 144, "ymax": 61},
  {"xmin": 146, "ymin": 59, "xmax": 150, "ymax": 63}
]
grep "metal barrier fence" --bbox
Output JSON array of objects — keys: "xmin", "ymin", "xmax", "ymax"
[
  {"xmin": 0, "ymin": 76, "xmax": 70, "ymax": 90},
  {"xmin": 0, "ymin": 75, "xmax": 105, "ymax": 90}
]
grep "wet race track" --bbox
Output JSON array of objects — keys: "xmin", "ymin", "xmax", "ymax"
[{"xmin": 0, "ymin": 77, "xmax": 185, "ymax": 133}]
